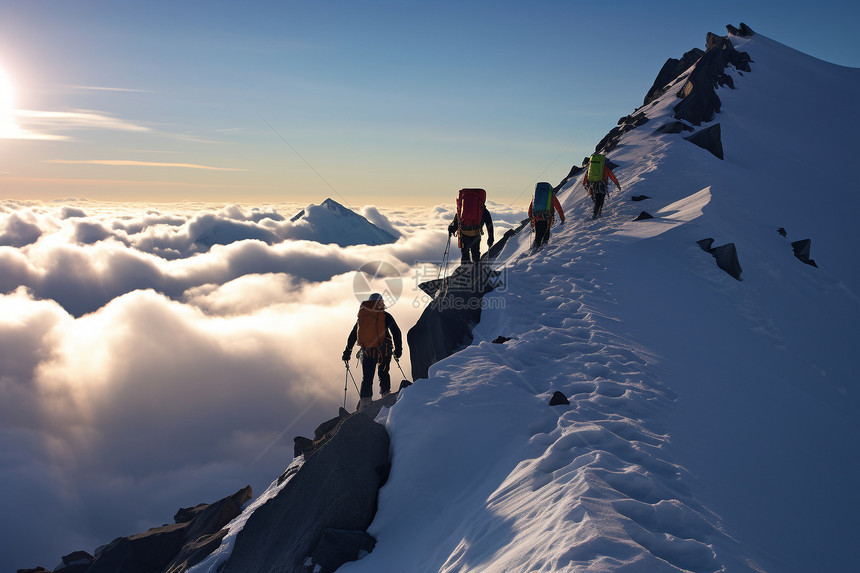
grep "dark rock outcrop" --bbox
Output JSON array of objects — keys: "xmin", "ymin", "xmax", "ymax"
[
  {"xmin": 408, "ymin": 265, "xmax": 491, "ymax": 380},
  {"xmin": 223, "ymin": 413, "xmax": 390, "ymax": 573},
  {"xmin": 644, "ymin": 48, "xmax": 705, "ymax": 106},
  {"xmin": 726, "ymin": 23, "xmax": 755, "ymax": 37},
  {"xmin": 87, "ymin": 523, "xmax": 192, "ymax": 573},
  {"xmin": 409, "ymin": 216, "xmax": 529, "ymax": 380},
  {"xmin": 308, "ymin": 529, "xmax": 377, "ymax": 573},
  {"xmin": 633, "ymin": 211, "xmax": 654, "ymax": 221},
  {"xmin": 559, "ymin": 164, "xmax": 585, "ymax": 187},
  {"xmin": 791, "ymin": 239, "xmax": 818, "ymax": 267},
  {"xmin": 596, "ymin": 113, "xmax": 649, "ymax": 154},
  {"xmin": 698, "ymin": 238, "xmax": 743, "ymax": 280},
  {"xmin": 549, "ymin": 391, "xmax": 570, "ymax": 406},
  {"xmin": 685, "ymin": 123, "xmax": 724, "ymax": 159},
  {"xmin": 631, "ymin": 195, "xmax": 651, "ymax": 202},
  {"xmin": 163, "ymin": 530, "xmax": 228, "ymax": 573},
  {"xmin": 673, "ymin": 32, "xmax": 752, "ymax": 126},
  {"xmin": 55, "ymin": 550, "xmax": 93, "ymax": 573},
  {"xmin": 83, "ymin": 485, "xmax": 251, "ymax": 573},
  {"xmin": 654, "ymin": 121, "xmax": 694, "ymax": 135}
]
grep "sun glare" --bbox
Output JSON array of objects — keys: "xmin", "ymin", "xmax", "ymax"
[{"xmin": 0, "ymin": 65, "xmax": 17, "ymax": 137}]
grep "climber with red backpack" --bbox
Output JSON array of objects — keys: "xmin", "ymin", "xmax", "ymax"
[
  {"xmin": 581, "ymin": 153, "xmax": 621, "ymax": 219},
  {"xmin": 528, "ymin": 181, "xmax": 565, "ymax": 249},
  {"xmin": 447, "ymin": 188, "xmax": 495, "ymax": 264},
  {"xmin": 342, "ymin": 293, "xmax": 403, "ymax": 411}
]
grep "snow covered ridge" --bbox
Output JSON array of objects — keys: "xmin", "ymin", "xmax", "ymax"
[
  {"xmin": 336, "ymin": 24, "xmax": 859, "ymax": 573},
  {"xmin": 15, "ymin": 23, "xmax": 860, "ymax": 573}
]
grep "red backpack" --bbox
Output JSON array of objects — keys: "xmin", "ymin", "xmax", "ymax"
[{"xmin": 457, "ymin": 188, "xmax": 486, "ymax": 232}]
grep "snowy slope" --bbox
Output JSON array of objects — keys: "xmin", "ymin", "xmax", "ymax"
[{"xmin": 193, "ymin": 31, "xmax": 860, "ymax": 573}]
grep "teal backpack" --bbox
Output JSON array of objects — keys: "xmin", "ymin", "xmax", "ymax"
[{"xmin": 532, "ymin": 182, "xmax": 554, "ymax": 220}]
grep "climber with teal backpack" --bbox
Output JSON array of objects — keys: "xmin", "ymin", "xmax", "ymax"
[
  {"xmin": 581, "ymin": 153, "xmax": 621, "ymax": 219},
  {"xmin": 528, "ymin": 182, "xmax": 565, "ymax": 249}
]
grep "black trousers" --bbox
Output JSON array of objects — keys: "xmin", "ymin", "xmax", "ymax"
[
  {"xmin": 459, "ymin": 234, "xmax": 481, "ymax": 264},
  {"xmin": 360, "ymin": 347, "xmax": 392, "ymax": 398},
  {"xmin": 533, "ymin": 220, "xmax": 551, "ymax": 248}
]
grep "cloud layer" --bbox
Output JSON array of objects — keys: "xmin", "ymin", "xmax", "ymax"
[{"xmin": 0, "ymin": 198, "xmax": 525, "ymax": 569}]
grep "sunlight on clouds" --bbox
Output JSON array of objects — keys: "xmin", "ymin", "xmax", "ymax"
[
  {"xmin": 0, "ymin": 200, "xmax": 443, "ymax": 566},
  {"xmin": 0, "ymin": 65, "xmax": 19, "ymax": 138}
]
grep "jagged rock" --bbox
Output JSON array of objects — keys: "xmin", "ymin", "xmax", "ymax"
[
  {"xmin": 697, "ymin": 238, "xmax": 716, "ymax": 253},
  {"xmin": 644, "ymin": 48, "xmax": 705, "ymax": 105},
  {"xmin": 633, "ymin": 211, "xmax": 654, "ymax": 221},
  {"xmin": 315, "ymin": 410, "xmax": 348, "ymax": 439},
  {"xmin": 654, "ymin": 121, "xmax": 694, "ymax": 134},
  {"xmin": 295, "ymin": 408, "xmax": 353, "ymax": 458},
  {"xmin": 409, "ymin": 260, "xmax": 503, "ymax": 380},
  {"xmin": 492, "ymin": 336, "xmax": 512, "ymax": 344},
  {"xmin": 87, "ymin": 523, "xmax": 191, "ymax": 573},
  {"xmin": 163, "ymin": 530, "xmax": 228, "ymax": 573},
  {"xmin": 596, "ymin": 113, "xmax": 649, "ymax": 154},
  {"xmin": 86, "ymin": 486, "xmax": 251, "ymax": 573},
  {"xmin": 182, "ymin": 486, "xmax": 251, "ymax": 547},
  {"xmin": 54, "ymin": 550, "xmax": 93, "ymax": 573},
  {"xmin": 698, "ymin": 239, "xmax": 743, "ymax": 280},
  {"xmin": 307, "ymin": 529, "xmax": 377, "ymax": 573},
  {"xmin": 685, "ymin": 123, "xmax": 724, "ymax": 159},
  {"xmin": 294, "ymin": 436, "xmax": 316, "ymax": 457},
  {"xmin": 549, "ymin": 391, "xmax": 570, "ymax": 406},
  {"xmin": 727, "ymin": 22, "xmax": 755, "ymax": 37},
  {"xmin": 791, "ymin": 239, "xmax": 818, "ymax": 267},
  {"xmin": 777, "ymin": 227, "xmax": 788, "ymax": 237},
  {"xmin": 223, "ymin": 413, "xmax": 390, "ymax": 573},
  {"xmin": 173, "ymin": 504, "xmax": 207, "ymax": 525},
  {"xmin": 631, "ymin": 195, "xmax": 651, "ymax": 202},
  {"xmin": 713, "ymin": 243, "xmax": 743, "ymax": 280},
  {"xmin": 673, "ymin": 33, "xmax": 752, "ymax": 126}
]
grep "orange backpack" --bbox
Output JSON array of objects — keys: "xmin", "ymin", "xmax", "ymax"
[{"xmin": 356, "ymin": 299, "xmax": 386, "ymax": 349}]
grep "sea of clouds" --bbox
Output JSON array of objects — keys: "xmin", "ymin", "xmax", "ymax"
[{"xmin": 0, "ymin": 197, "xmax": 526, "ymax": 568}]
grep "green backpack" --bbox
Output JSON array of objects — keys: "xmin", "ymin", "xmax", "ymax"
[{"xmin": 587, "ymin": 153, "xmax": 606, "ymax": 182}]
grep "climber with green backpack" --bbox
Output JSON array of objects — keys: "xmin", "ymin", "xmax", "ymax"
[
  {"xmin": 342, "ymin": 293, "xmax": 403, "ymax": 411},
  {"xmin": 528, "ymin": 181, "xmax": 565, "ymax": 249},
  {"xmin": 581, "ymin": 153, "xmax": 621, "ymax": 219}
]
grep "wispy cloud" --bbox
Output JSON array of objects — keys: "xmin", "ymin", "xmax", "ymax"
[
  {"xmin": 1, "ymin": 109, "xmax": 151, "ymax": 141},
  {"xmin": 69, "ymin": 85, "xmax": 156, "ymax": 94},
  {"xmin": 16, "ymin": 109, "xmax": 150, "ymax": 132},
  {"xmin": 44, "ymin": 159, "xmax": 245, "ymax": 171}
]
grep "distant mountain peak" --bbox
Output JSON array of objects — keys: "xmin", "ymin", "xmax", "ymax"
[{"xmin": 290, "ymin": 198, "xmax": 397, "ymax": 247}]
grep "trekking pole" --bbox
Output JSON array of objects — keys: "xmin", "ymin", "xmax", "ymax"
[
  {"xmin": 342, "ymin": 362, "xmax": 349, "ymax": 409},
  {"xmin": 438, "ymin": 234, "xmax": 451, "ymax": 279},
  {"xmin": 344, "ymin": 360, "xmax": 361, "ymax": 403}
]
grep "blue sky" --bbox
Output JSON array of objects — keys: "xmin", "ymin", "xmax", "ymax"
[{"xmin": 1, "ymin": 0, "xmax": 858, "ymax": 205}]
